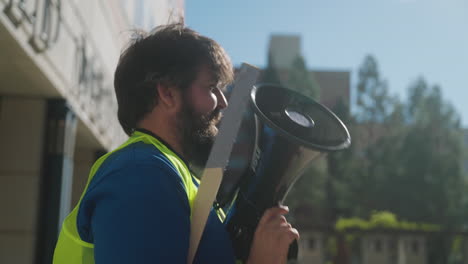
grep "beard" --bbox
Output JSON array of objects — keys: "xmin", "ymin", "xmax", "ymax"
[{"xmin": 177, "ymin": 96, "xmax": 223, "ymax": 168}]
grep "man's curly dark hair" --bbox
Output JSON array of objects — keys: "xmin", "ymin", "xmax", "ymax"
[{"xmin": 114, "ymin": 23, "xmax": 234, "ymax": 136}]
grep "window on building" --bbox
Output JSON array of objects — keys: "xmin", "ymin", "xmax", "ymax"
[
  {"xmin": 308, "ymin": 238, "xmax": 315, "ymax": 250},
  {"xmin": 388, "ymin": 239, "xmax": 397, "ymax": 251},
  {"xmin": 374, "ymin": 239, "xmax": 382, "ymax": 252},
  {"xmin": 411, "ymin": 240, "xmax": 419, "ymax": 254}
]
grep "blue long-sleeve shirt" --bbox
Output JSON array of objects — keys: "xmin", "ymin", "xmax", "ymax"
[{"xmin": 76, "ymin": 140, "xmax": 235, "ymax": 264}]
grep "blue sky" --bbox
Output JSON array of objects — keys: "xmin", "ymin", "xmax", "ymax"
[{"xmin": 186, "ymin": 0, "xmax": 468, "ymax": 126}]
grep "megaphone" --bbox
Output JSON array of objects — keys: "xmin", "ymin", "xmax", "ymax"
[{"xmin": 221, "ymin": 83, "xmax": 351, "ymax": 262}]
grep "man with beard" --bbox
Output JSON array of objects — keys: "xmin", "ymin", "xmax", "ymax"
[{"xmin": 53, "ymin": 24, "xmax": 299, "ymax": 264}]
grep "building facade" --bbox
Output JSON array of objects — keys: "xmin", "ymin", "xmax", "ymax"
[{"xmin": 0, "ymin": 1, "xmax": 183, "ymax": 263}]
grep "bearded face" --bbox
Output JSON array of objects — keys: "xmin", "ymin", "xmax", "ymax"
[
  {"xmin": 173, "ymin": 64, "xmax": 229, "ymax": 168},
  {"xmin": 177, "ymin": 94, "xmax": 223, "ymax": 168}
]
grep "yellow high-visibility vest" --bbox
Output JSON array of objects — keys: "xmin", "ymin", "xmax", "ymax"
[{"xmin": 53, "ymin": 131, "xmax": 199, "ymax": 264}]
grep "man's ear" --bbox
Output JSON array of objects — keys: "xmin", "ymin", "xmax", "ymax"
[{"xmin": 157, "ymin": 83, "xmax": 181, "ymax": 110}]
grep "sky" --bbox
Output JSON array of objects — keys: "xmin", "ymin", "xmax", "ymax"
[{"xmin": 186, "ymin": 0, "xmax": 468, "ymax": 126}]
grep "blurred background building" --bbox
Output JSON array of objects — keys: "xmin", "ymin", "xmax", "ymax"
[
  {"xmin": 224, "ymin": 34, "xmax": 350, "ymax": 198},
  {"xmin": 268, "ymin": 34, "xmax": 350, "ymax": 110},
  {"xmin": 0, "ymin": 0, "xmax": 182, "ymax": 263}
]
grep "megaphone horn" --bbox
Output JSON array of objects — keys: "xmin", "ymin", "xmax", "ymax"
[{"xmin": 224, "ymin": 83, "xmax": 351, "ymax": 262}]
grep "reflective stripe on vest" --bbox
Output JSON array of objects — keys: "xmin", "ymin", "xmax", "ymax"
[{"xmin": 53, "ymin": 131, "xmax": 199, "ymax": 264}]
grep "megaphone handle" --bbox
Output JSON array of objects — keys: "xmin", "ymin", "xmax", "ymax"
[{"xmin": 287, "ymin": 239, "xmax": 299, "ymax": 260}]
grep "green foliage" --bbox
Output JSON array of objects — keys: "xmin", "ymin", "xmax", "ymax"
[
  {"xmin": 356, "ymin": 55, "xmax": 394, "ymax": 123},
  {"xmin": 369, "ymin": 211, "xmax": 398, "ymax": 227},
  {"xmin": 287, "ymin": 54, "xmax": 466, "ymax": 264},
  {"xmin": 261, "ymin": 53, "xmax": 320, "ymax": 101},
  {"xmin": 326, "ymin": 236, "xmax": 338, "ymax": 257},
  {"xmin": 335, "ymin": 217, "xmax": 370, "ymax": 231},
  {"xmin": 447, "ymin": 235, "xmax": 465, "ymax": 264},
  {"xmin": 285, "ymin": 56, "xmax": 320, "ymax": 100},
  {"xmin": 261, "ymin": 52, "xmax": 282, "ymax": 85},
  {"xmin": 286, "ymin": 158, "xmax": 327, "ymax": 210},
  {"xmin": 335, "ymin": 211, "xmax": 441, "ymax": 232},
  {"xmin": 328, "ymin": 54, "xmax": 468, "ymax": 229}
]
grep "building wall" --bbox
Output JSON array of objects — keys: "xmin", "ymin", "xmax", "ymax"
[
  {"xmin": 273, "ymin": 68, "xmax": 350, "ymax": 110},
  {"xmin": 313, "ymin": 70, "xmax": 350, "ymax": 109},
  {"xmin": 298, "ymin": 231, "xmax": 324, "ymax": 264},
  {"xmin": 266, "ymin": 35, "xmax": 351, "ymax": 111},
  {"xmin": 0, "ymin": 97, "xmax": 45, "ymax": 264},
  {"xmin": 0, "ymin": 1, "xmax": 183, "ymax": 263},
  {"xmin": 361, "ymin": 234, "xmax": 426, "ymax": 264},
  {"xmin": 398, "ymin": 236, "xmax": 426, "ymax": 264},
  {"xmin": 361, "ymin": 234, "xmax": 397, "ymax": 264},
  {"xmin": 0, "ymin": 0, "xmax": 183, "ymax": 150},
  {"xmin": 71, "ymin": 147, "xmax": 100, "ymax": 208},
  {"xmin": 268, "ymin": 35, "xmax": 301, "ymax": 70},
  {"xmin": 120, "ymin": 0, "xmax": 184, "ymax": 29}
]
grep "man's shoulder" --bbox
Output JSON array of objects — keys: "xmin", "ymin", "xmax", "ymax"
[
  {"xmin": 103, "ymin": 141, "xmax": 177, "ymax": 173},
  {"xmin": 83, "ymin": 141, "xmax": 187, "ymax": 202},
  {"xmin": 85, "ymin": 142, "xmax": 182, "ymax": 192}
]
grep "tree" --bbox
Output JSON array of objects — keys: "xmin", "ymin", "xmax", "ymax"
[
  {"xmin": 356, "ymin": 55, "xmax": 394, "ymax": 123},
  {"xmin": 286, "ymin": 56, "xmax": 320, "ymax": 100},
  {"xmin": 328, "ymin": 54, "xmax": 467, "ymax": 223},
  {"xmin": 287, "ymin": 54, "xmax": 468, "ymax": 264},
  {"xmin": 261, "ymin": 52, "xmax": 282, "ymax": 85},
  {"xmin": 398, "ymin": 78, "xmax": 467, "ymax": 263},
  {"xmin": 335, "ymin": 54, "xmax": 404, "ymax": 219},
  {"xmin": 326, "ymin": 98, "xmax": 357, "ymax": 264},
  {"xmin": 353, "ymin": 57, "xmax": 466, "ymax": 226},
  {"xmin": 397, "ymin": 78, "xmax": 466, "ymax": 226}
]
